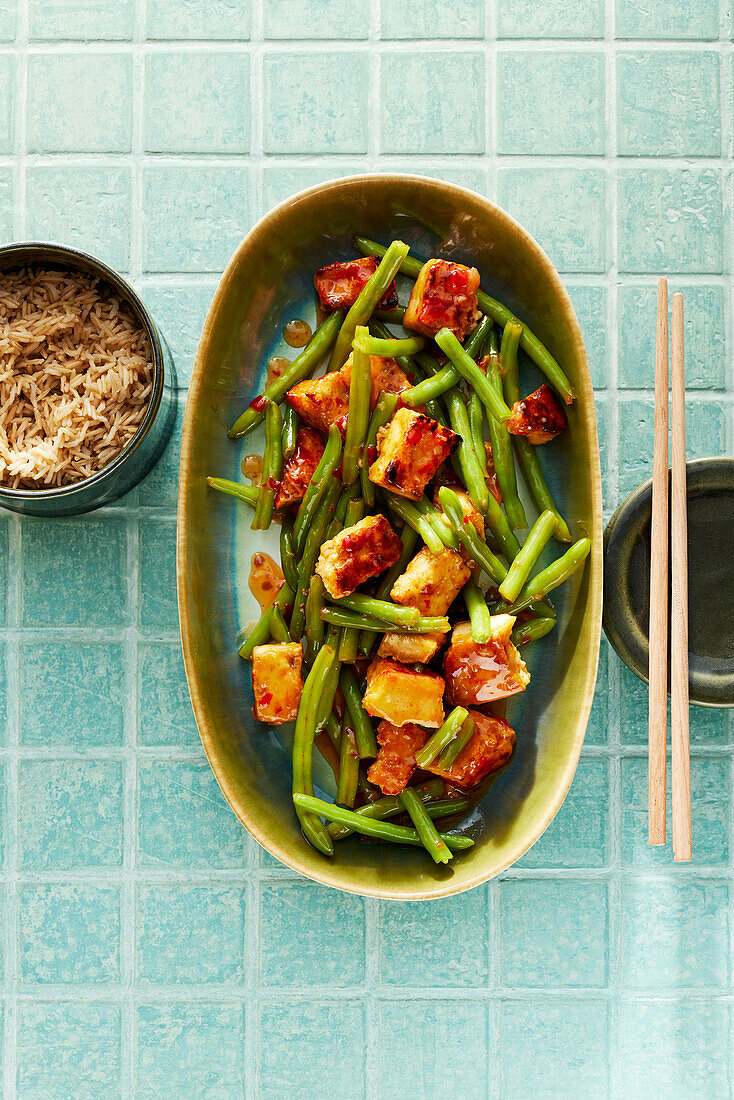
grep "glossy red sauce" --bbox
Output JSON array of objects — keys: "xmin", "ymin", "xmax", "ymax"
[{"xmin": 249, "ymin": 552, "xmax": 284, "ymax": 612}]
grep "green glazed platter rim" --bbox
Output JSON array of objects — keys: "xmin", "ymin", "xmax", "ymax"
[{"xmin": 177, "ymin": 174, "xmax": 603, "ymax": 898}]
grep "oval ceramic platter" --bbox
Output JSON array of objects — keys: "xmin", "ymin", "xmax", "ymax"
[{"xmin": 178, "ymin": 175, "xmax": 603, "ymax": 899}]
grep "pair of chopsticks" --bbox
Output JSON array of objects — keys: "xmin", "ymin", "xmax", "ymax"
[{"xmin": 648, "ymin": 279, "xmax": 691, "ymax": 860}]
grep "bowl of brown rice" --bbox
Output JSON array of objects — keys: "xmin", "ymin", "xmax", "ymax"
[{"xmin": 0, "ymin": 241, "xmax": 176, "ymax": 516}]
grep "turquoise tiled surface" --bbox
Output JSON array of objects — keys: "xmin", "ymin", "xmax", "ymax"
[{"xmin": 1, "ymin": 2, "xmax": 734, "ymax": 1096}]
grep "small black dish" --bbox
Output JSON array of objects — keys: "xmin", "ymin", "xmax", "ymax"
[
  {"xmin": 0, "ymin": 241, "xmax": 177, "ymax": 517},
  {"xmin": 604, "ymin": 457, "xmax": 734, "ymax": 708}
]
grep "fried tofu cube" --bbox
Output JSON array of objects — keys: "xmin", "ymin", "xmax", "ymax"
[
  {"xmin": 286, "ymin": 371, "xmax": 350, "ymax": 434},
  {"xmin": 443, "ymin": 617, "xmax": 530, "ymax": 706},
  {"xmin": 378, "ymin": 546, "xmax": 469, "ymax": 664},
  {"xmin": 314, "ymin": 255, "xmax": 398, "ymax": 313},
  {"xmin": 251, "ymin": 643, "xmax": 303, "ymax": 725},
  {"xmin": 506, "ymin": 384, "xmax": 567, "ymax": 445},
  {"xmin": 315, "ymin": 514, "xmax": 402, "ymax": 599},
  {"xmin": 275, "ymin": 427, "xmax": 324, "ymax": 510},
  {"xmin": 363, "ymin": 658, "xmax": 445, "ymax": 728},
  {"xmin": 367, "ymin": 720, "xmax": 428, "ymax": 795},
  {"xmin": 404, "ymin": 259, "xmax": 481, "ymax": 341},
  {"xmin": 369, "ymin": 408, "xmax": 459, "ymax": 501},
  {"xmin": 426, "ymin": 709, "xmax": 516, "ymax": 789},
  {"xmin": 341, "ymin": 353, "xmax": 412, "ymax": 411}
]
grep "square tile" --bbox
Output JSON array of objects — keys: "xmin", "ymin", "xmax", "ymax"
[
  {"xmin": 500, "ymin": 1001, "xmax": 609, "ymax": 1097},
  {"xmin": 595, "ymin": 395, "xmax": 610, "ymax": 490},
  {"xmin": 146, "ymin": 0, "xmax": 250, "ymax": 39},
  {"xmin": 617, "ymin": 167, "xmax": 723, "ymax": 274},
  {"xmin": 137, "ymin": 398, "xmax": 184, "ymax": 508},
  {"xmin": 0, "ymin": 516, "xmax": 8, "ymax": 624},
  {"xmin": 621, "ymin": 879, "xmax": 729, "ymax": 988},
  {"xmin": 260, "ymin": 881, "xmax": 365, "ymax": 986},
  {"xmin": 136, "ymin": 1004, "xmax": 246, "ymax": 1099},
  {"xmin": 18, "ymin": 759, "xmax": 124, "ymax": 871},
  {"xmin": 135, "ymin": 885, "xmax": 246, "ymax": 984},
  {"xmin": 144, "ymin": 51, "xmax": 249, "ymax": 153},
  {"xmin": 0, "ymin": 643, "xmax": 6, "ymax": 740},
  {"xmin": 500, "ymin": 880, "xmax": 608, "ymax": 986},
  {"xmin": 617, "ymin": 52, "xmax": 721, "ymax": 156},
  {"xmin": 618, "ymin": 284, "xmax": 726, "ymax": 390},
  {"xmin": 568, "ymin": 283, "xmax": 607, "ymax": 389},
  {"xmin": 616, "ymin": 0, "xmax": 719, "ymax": 39},
  {"xmin": 376, "ymin": 160, "xmax": 488, "ymax": 196},
  {"xmin": 18, "ymin": 641, "xmax": 125, "ymax": 747},
  {"xmin": 21, "ymin": 518, "xmax": 128, "ymax": 627},
  {"xmin": 0, "ymin": 0, "xmax": 15, "ymax": 39},
  {"xmin": 619, "ymin": 1000, "xmax": 730, "ymax": 1096},
  {"xmin": 379, "ymin": 887, "xmax": 489, "ymax": 986},
  {"xmin": 0, "ymin": 167, "xmax": 12, "ymax": 238},
  {"xmin": 138, "ymin": 641, "xmax": 199, "ymax": 746},
  {"xmin": 518, "ymin": 759, "xmax": 609, "ymax": 868},
  {"xmin": 586, "ymin": 637, "xmax": 610, "ymax": 745},
  {"xmin": 621, "ymin": 755, "xmax": 730, "ymax": 867},
  {"xmin": 498, "ymin": 0, "xmax": 604, "ymax": 38},
  {"xmin": 17, "ymin": 1002, "xmax": 122, "ymax": 1099},
  {"xmin": 25, "ymin": 166, "xmax": 131, "ymax": 272},
  {"xmin": 137, "ymin": 758, "xmax": 249, "ymax": 869},
  {"xmin": 261, "ymin": 162, "xmax": 367, "ymax": 214},
  {"xmin": 28, "ymin": 0, "xmax": 134, "ymax": 39},
  {"xmin": 27, "ymin": 52, "xmax": 132, "ymax": 153},
  {"xmin": 142, "ymin": 164, "xmax": 250, "ymax": 273},
  {"xmin": 618, "ymin": 396, "xmax": 727, "ymax": 497},
  {"xmin": 497, "ymin": 51, "xmax": 605, "ymax": 155},
  {"xmin": 618, "ymin": 657, "xmax": 730, "ymax": 746},
  {"xmin": 380, "ymin": 51, "xmax": 485, "ymax": 154},
  {"xmin": 378, "ymin": 1001, "xmax": 488, "ymax": 1098},
  {"xmin": 263, "ymin": 51, "xmax": 369, "ymax": 154},
  {"xmin": 19, "ymin": 884, "xmax": 121, "ymax": 984},
  {"xmin": 137, "ymin": 282, "xmax": 215, "ymax": 387},
  {"xmin": 498, "ymin": 167, "xmax": 607, "ymax": 273},
  {"xmin": 258, "ymin": 1001, "xmax": 365, "ymax": 1100},
  {"xmin": 0, "ymin": 54, "xmax": 14, "ymax": 153},
  {"xmin": 265, "ymin": 0, "xmax": 370, "ymax": 38},
  {"xmin": 139, "ymin": 519, "xmax": 177, "ymax": 628},
  {"xmin": 381, "ymin": 0, "xmax": 484, "ymax": 38}
]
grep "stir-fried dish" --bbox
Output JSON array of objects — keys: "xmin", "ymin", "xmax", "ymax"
[{"xmin": 208, "ymin": 237, "xmax": 591, "ymax": 865}]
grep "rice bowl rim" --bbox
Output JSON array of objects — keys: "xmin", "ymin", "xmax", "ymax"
[{"xmin": 0, "ymin": 240, "xmax": 165, "ymax": 502}]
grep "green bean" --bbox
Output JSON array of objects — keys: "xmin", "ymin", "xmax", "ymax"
[
  {"xmin": 437, "ymin": 715, "xmax": 476, "ymax": 769},
  {"xmin": 484, "ymin": 488, "xmax": 522, "ymax": 561},
  {"xmin": 437, "ymin": 487, "xmax": 505, "ymax": 584},
  {"xmin": 387, "ymin": 496, "xmax": 444, "ymax": 554},
  {"xmin": 328, "ymin": 241, "xmax": 410, "ymax": 372},
  {"xmin": 335, "ymin": 481, "xmax": 362, "ymax": 524},
  {"xmin": 506, "ymin": 537, "xmax": 592, "ymax": 614},
  {"xmin": 337, "ymin": 726, "xmax": 360, "ymax": 808},
  {"xmin": 401, "ymin": 367, "xmax": 457, "ymax": 408},
  {"xmin": 230, "ymin": 310, "xmax": 344, "ymax": 438},
  {"xmin": 353, "ymin": 236, "xmax": 575, "ymax": 404},
  {"xmin": 464, "ymin": 579, "xmax": 493, "ymax": 643},
  {"xmin": 324, "ymin": 709, "xmax": 343, "ymax": 751},
  {"xmin": 344, "ymin": 498, "xmax": 364, "ymax": 527},
  {"xmin": 328, "ymin": 779, "xmax": 445, "ymax": 840},
  {"xmin": 413, "ymin": 497, "xmax": 460, "ymax": 551},
  {"xmin": 206, "ymin": 477, "xmax": 258, "ymax": 507},
  {"xmin": 338, "ymin": 624, "xmax": 359, "ymax": 664},
  {"xmin": 499, "ymin": 509, "xmax": 557, "ymax": 604},
  {"xmin": 238, "ymin": 582, "xmax": 295, "ymax": 658},
  {"xmin": 511, "ymin": 616, "xmax": 556, "ymax": 647},
  {"xmin": 352, "ymin": 332, "xmax": 425, "ymax": 358},
  {"xmin": 444, "ymin": 389, "xmax": 489, "ymax": 517},
  {"xmin": 340, "ymin": 667, "xmax": 378, "ymax": 759},
  {"xmin": 398, "ymin": 787, "xmax": 452, "ymax": 863},
  {"xmin": 501, "ymin": 319, "xmax": 571, "ymax": 542},
  {"xmin": 304, "ymin": 574, "xmax": 325, "ymax": 662},
  {"xmin": 292, "ymin": 423, "xmax": 343, "ymax": 554},
  {"xmin": 281, "ymin": 403, "xmax": 298, "ymax": 460},
  {"xmin": 292, "ymin": 644, "xmax": 337, "ymax": 856},
  {"xmin": 342, "ymin": 325, "xmax": 372, "ymax": 486},
  {"xmin": 485, "ymin": 329, "xmax": 527, "ymax": 530},
  {"xmin": 373, "ymin": 306, "xmax": 407, "ymax": 323},
  {"xmin": 252, "ymin": 401, "xmax": 282, "ymax": 531},
  {"xmin": 315, "ymin": 623, "xmax": 342, "ymax": 732},
  {"xmin": 279, "ymin": 516, "xmax": 299, "ymax": 592},
  {"xmin": 368, "ymin": 319, "xmax": 419, "ymax": 382},
  {"xmin": 269, "ymin": 604, "xmax": 291, "ymax": 644},
  {"xmin": 323, "ymin": 608, "xmax": 450, "ymax": 634},
  {"xmin": 290, "ymin": 477, "xmax": 341, "ymax": 640},
  {"xmin": 294, "ymin": 793, "xmax": 475, "ymax": 852},
  {"xmin": 359, "ymin": 525, "xmax": 418, "ymax": 655},
  {"xmin": 435, "ymin": 328, "xmax": 511, "ymax": 423},
  {"xmin": 468, "ymin": 390, "xmax": 487, "ymax": 469},
  {"xmin": 334, "ymin": 593, "xmax": 420, "ymax": 627},
  {"xmin": 415, "ymin": 707, "xmax": 470, "ymax": 768},
  {"xmin": 362, "ymin": 393, "xmax": 398, "ymax": 507}
]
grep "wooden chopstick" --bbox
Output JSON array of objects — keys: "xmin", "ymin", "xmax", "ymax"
[
  {"xmin": 648, "ymin": 277, "xmax": 669, "ymax": 845},
  {"xmin": 670, "ymin": 292, "xmax": 691, "ymax": 861}
]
